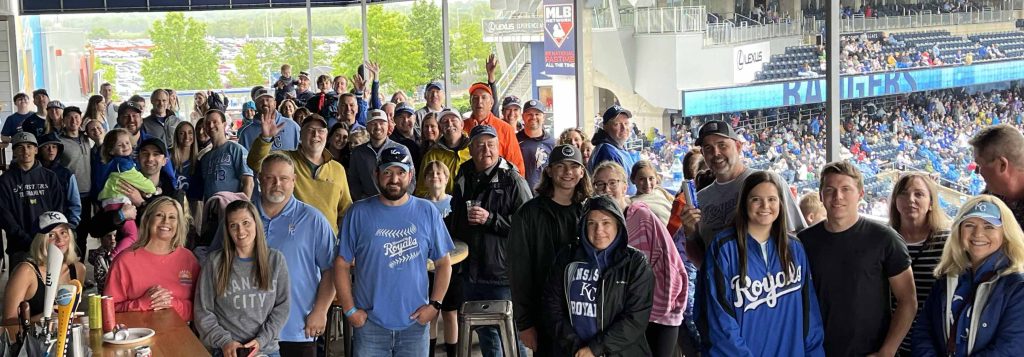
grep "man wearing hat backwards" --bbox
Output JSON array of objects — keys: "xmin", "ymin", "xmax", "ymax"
[
  {"xmin": 678, "ymin": 120, "xmax": 806, "ymax": 266},
  {"xmin": 450, "ymin": 124, "xmax": 532, "ymax": 357},
  {"xmin": 588, "ymin": 104, "xmax": 638, "ymax": 195},
  {"xmin": 463, "ymin": 82, "xmax": 526, "ymax": 176},
  {"xmin": 508, "ymin": 144, "xmax": 591, "ymax": 355},
  {"xmin": 348, "ymin": 109, "xmax": 412, "ymax": 201},
  {"xmin": 516, "ymin": 100, "xmax": 555, "ymax": 189},
  {"xmin": 335, "ymin": 145, "xmax": 455, "ymax": 356},
  {"xmin": 0, "ymin": 132, "xmax": 67, "ymax": 268},
  {"xmin": 36, "ymin": 133, "xmax": 82, "ymax": 234},
  {"xmin": 249, "ymin": 113, "xmax": 353, "ymax": 233}
]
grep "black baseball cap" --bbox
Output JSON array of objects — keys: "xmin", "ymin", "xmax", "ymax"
[
  {"xmin": 695, "ymin": 120, "xmax": 741, "ymax": 146},
  {"xmin": 32, "ymin": 89, "xmax": 49, "ymax": 98},
  {"xmin": 139, "ymin": 137, "xmax": 168, "ymax": 156},
  {"xmin": 602, "ymin": 105, "xmax": 632, "ymax": 124},
  {"xmin": 377, "ymin": 146, "xmax": 413, "ymax": 171},
  {"xmin": 523, "ymin": 99, "xmax": 546, "ymax": 114},
  {"xmin": 118, "ymin": 101, "xmax": 143, "ymax": 116},
  {"xmin": 549, "ymin": 144, "xmax": 583, "ymax": 166},
  {"xmin": 63, "ymin": 106, "xmax": 82, "ymax": 116}
]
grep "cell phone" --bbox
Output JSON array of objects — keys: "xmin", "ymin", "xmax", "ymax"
[{"xmin": 236, "ymin": 347, "xmax": 254, "ymax": 357}]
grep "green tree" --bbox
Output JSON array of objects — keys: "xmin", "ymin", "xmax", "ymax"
[
  {"xmin": 88, "ymin": 27, "xmax": 111, "ymax": 40},
  {"xmin": 228, "ymin": 40, "xmax": 274, "ymax": 88},
  {"xmin": 452, "ymin": 14, "xmax": 492, "ymax": 82},
  {"xmin": 407, "ymin": 0, "xmax": 466, "ymax": 82},
  {"xmin": 279, "ymin": 27, "xmax": 329, "ymax": 74},
  {"xmin": 140, "ymin": 13, "xmax": 221, "ymax": 91},
  {"xmin": 332, "ymin": 5, "xmax": 427, "ymax": 94}
]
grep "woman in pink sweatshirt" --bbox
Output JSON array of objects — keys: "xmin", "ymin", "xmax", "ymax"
[
  {"xmin": 105, "ymin": 196, "xmax": 201, "ymax": 322},
  {"xmin": 593, "ymin": 161, "xmax": 688, "ymax": 357}
]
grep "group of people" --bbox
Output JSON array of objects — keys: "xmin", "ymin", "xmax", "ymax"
[{"xmin": 1, "ymin": 55, "xmax": 1024, "ymax": 357}]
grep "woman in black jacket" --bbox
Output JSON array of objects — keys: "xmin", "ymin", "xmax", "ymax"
[{"xmin": 543, "ymin": 194, "xmax": 654, "ymax": 356}]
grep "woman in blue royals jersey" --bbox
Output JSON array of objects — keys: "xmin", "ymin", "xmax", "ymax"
[{"xmin": 701, "ymin": 171, "xmax": 824, "ymax": 356}]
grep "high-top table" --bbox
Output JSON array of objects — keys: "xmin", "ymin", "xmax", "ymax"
[{"xmin": 4, "ymin": 309, "xmax": 209, "ymax": 356}]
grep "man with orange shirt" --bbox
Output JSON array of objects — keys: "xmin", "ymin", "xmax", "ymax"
[{"xmin": 462, "ymin": 82, "xmax": 526, "ymax": 175}]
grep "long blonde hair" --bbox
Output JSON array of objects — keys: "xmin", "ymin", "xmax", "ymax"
[
  {"xmin": 132, "ymin": 196, "xmax": 190, "ymax": 251},
  {"xmin": 216, "ymin": 201, "xmax": 272, "ymax": 296},
  {"xmin": 29, "ymin": 228, "xmax": 79, "ymax": 266},
  {"xmin": 934, "ymin": 195, "xmax": 1024, "ymax": 277}
]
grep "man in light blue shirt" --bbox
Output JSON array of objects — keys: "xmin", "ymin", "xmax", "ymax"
[
  {"xmin": 238, "ymin": 88, "xmax": 301, "ymax": 152},
  {"xmin": 253, "ymin": 152, "xmax": 336, "ymax": 356},
  {"xmin": 336, "ymin": 146, "xmax": 454, "ymax": 356}
]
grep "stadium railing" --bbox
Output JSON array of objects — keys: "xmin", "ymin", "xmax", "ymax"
[{"xmin": 803, "ymin": 8, "xmax": 1017, "ymax": 35}]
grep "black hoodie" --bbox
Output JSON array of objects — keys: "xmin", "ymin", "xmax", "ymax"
[{"xmin": 543, "ymin": 195, "xmax": 654, "ymax": 356}]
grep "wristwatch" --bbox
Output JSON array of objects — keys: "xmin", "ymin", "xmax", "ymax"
[{"xmin": 429, "ymin": 300, "xmax": 442, "ymax": 311}]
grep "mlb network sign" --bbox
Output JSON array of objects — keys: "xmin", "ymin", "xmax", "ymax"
[{"xmin": 543, "ymin": 0, "xmax": 575, "ymax": 76}]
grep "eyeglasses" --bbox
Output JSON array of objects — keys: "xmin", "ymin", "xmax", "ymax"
[{"xmin": 593, "ymin": 179, "xmax": 622, "ymax": 190}]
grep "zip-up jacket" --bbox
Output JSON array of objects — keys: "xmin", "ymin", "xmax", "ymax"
[
  {"xmin": 543, "ymin": 196, "xmax": 654, "ymax": 356},
  {"xmin": 702, "ymin": 227, "xmax": 825, "ymax": 357},
  {"xmin": 0, "ymin": 162, "xmax": 67, "ymax": 254},
  {"xmin": 910, "ymin": 264, "xmax": 1024, "ymax": 356},
  {"xmin": 450, "ymin": 157, "xmax": 532, "ymax": 285},
  {"xmin": 142, "ymin": 112, "xmax": 182, "ymax": 147}
]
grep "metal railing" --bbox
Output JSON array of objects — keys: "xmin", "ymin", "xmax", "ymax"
[
  {"xmin": 633, "ymin": 6, "xmax": 707, "ymax": 34},
  {"xmin": 495, "ymin": 46, "xmax": 529, "ymax": 98},
  {"xmin": 704, "ymin": 20, "xmax": 802, "ymax": 45},
  {"xmin": 803, "ymin": 9, "xmax": 1017, "ymax": 35}
]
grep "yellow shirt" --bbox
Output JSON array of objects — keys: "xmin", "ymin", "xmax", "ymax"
[
  {"xmin": 248, "ymin": 138, "xmax": 352, "ymax": 233},
  {"xmin": 414, "ymin": 139, "xmax": 471, "ymax": 197}
]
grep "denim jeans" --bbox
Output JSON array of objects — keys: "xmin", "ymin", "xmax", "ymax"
[
  {"xmin": 352, "ymin": 317, "xmax": 429, "ymax": 356},
  {"xmin": 462, "ymin": 281, "xmax": 528, "ymax": 357}
]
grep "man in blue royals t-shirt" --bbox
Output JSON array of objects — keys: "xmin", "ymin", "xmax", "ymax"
[{"xmin": 335, "ymin": 145, "xmax": 455, "ymax": 356}]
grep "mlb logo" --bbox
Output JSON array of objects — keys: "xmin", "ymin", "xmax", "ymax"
[{"xmin": 545, "ymin": 4, "xmax": 574, "ymax": 48}]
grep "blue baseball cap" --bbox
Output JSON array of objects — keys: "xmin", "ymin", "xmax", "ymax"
[
  {"xmin": 378, "ymin": 146, "xmax": 413, "ymax": 172},
  {"xmin": 395, "ymin": 104, "xmax": 416, "ymax": 117},
  {"xmin": 958, "ymin": 201, "xmax": 1003, "ymax": 227},
  {"xmin": 426, "ymin": 81, "xmax": 444, "ymax": 91}
]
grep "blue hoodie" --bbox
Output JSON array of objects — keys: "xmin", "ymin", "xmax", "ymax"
[
  {"xmin": 588, "ymin": 129, "xmax": 637, "ymax": 195},
  {"xmin": 568, "ymin": 203, "xmax": 627, "ymax": 342},
  {"xmin": 702, "ymin": 227, "xmax": 825, "ymax": 357}
]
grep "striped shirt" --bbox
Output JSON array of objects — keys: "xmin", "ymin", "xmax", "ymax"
[
  {"xmin": 624, "ymin": 201, "xmax": 687, "ymax": 326},
  {"xmin": 897, "ymin": 229, "xmax": 950, "ymax": 354}
]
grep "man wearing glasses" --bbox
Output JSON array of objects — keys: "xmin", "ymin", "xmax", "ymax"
[{"xmin": 250, "ymin": 113, "xmax": 353, "ymax": 232}]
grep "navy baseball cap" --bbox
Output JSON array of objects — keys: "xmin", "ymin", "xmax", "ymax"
[
  {"xmin": 502, "ymin": 96, "xmax": 521, "ymax": 109},
  {"xmin": 378, "ymin": 146, "xmax": 413, "ymax": 172},
  {"xmin": 395, "ymin": 104, "xmax": 416, "ymax": 117},
  {"xmin": 602, "ymin": 105, "xmax": 632, "ymax": 124},
  {"xmin": 425, "ymin": 81, "xmax": 443, "ymax": 91},
  {"xmin": 469, "ymin": 125, "xmax": 498, "ymax": 142},
  {"xmin": 63, "ymin": 106, "xmax": 83, "ymax": 116},
  {"xmin": 523, "ymin": 99, "xmax": 546, "ymax": 114},
  {"xmin": 118, "ymin": 101, "xmax": 143, "ymax": 116},
  {"xmin": 139, "ymin": 137, "xmax": 168, "ymax": 156}
]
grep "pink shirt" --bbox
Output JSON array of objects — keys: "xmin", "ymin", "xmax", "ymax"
[
  {"xmin": 105, "ymin": 246, "xmax": 201, "ymax": 322},
  {"xmin": 625, "ymin": 201, "xmax": 687, "ymax": 326}
]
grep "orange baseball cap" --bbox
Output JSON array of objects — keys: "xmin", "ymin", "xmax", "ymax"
[{"xmin": 468, "ymin": 82, "xmax": 492, "ymax": 96}]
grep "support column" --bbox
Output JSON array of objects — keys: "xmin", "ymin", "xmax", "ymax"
[{"xmin": 826, "ymin": 0, "xmax": 842, "ymax": 162}]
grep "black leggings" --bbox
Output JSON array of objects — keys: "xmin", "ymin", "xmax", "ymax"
[{"xmin": 646, "ymin": 322, "xmax": 680, "ymax": 357}]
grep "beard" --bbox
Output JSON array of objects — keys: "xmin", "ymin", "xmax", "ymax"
[
  {"xmin": 264, "ymin": 191, "xmax": 288, "ymax": 203},
  {"xmin": 379, "ymin": 183, "xmax": 407, "ymax": 201}
]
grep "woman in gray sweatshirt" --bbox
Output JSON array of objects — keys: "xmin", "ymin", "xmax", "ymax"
[{"xmin": 195, "ymin": 201, "xmax": 290, "ymax": 357}]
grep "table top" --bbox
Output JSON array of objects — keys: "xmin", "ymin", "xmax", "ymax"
[
  {"xmin": 89, "ymin": 310, "xmax": 210, "ymax": 357},
  {"xmin": 3, "ymin": 310, "xmax": 210, "ymax": 357}
]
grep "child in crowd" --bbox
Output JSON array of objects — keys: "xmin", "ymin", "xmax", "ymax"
[
  {"xmin": 95, "ymin": 129, "xmax": 153, "ymax": 251},
  {"xmin": 799, "ymin": 191, "xmax": 827, "ymax": 226}
]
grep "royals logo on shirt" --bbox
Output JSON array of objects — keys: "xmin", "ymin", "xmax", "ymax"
[
  {"xmin": 378, "ymin": 224, "xmax": 421, "ymax": 269},
  {"xmin": 730, "ymin": 263, "xmax": 803, "ymax": 311}
]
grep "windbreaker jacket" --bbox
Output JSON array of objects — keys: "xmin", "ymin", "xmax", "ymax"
[
  {"xmin": 588, "ymin": 130, "xmax": 637, "ymax": 195},
  {"xmin": 542, "ymin": 196, "xmax": 654, "ymax": 357},
  {"xmin": 702, "ymin": 227, "xmax": 825, "ymax": 357},
  {"xmin": 910, "ymin": 271, "xmax": 1024, "ymax": 356},
  {"xmin": 450, "ymin": 157, "xmax": 532, "ymax": 285}
]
